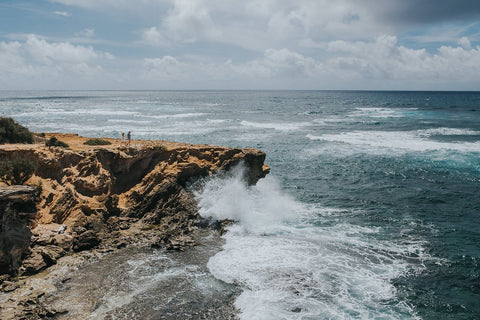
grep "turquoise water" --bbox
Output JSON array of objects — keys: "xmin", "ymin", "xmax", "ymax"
[{"xmin": 1, "ymin": 91, "xmax": 479, "ymax": 319}]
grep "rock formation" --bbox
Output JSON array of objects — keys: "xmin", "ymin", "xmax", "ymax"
[
  {"xmin": 0, "ymin": 134, "xmax": 269, "ymax": 277},
  {"xmin": 0, "ymin": 186, "xmax": 37, "ymax": 275}
]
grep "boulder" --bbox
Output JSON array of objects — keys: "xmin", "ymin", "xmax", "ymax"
[
  {"xmin": 72, "ymin": 230, "xmax": 100, "ymax": 252},
  {"xmin": 22, "ymin": 251, "xmax": 47, "ymax": 275}
]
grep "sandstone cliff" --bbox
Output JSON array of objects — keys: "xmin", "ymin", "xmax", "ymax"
[
  {"xmin": 0, "ymin": 186, "xmax": 37, "ymax": 275},
  {"xmin": 0, "ymin": 134, "xmax": 269, "ymax": 277}
]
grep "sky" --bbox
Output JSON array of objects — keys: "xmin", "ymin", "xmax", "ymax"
[{"xmin": 1, "ymin": 0, "xmax": 480, "ymax": 90}]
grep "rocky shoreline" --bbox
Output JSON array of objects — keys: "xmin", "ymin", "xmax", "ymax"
[{"xmin": 0, "ymin": 133, "xmax": 269, "ymax": 319}]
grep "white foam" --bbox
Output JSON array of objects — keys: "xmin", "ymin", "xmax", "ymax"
[
  {"xmin": 306, "ymin": 129, "xmax": 480, "ymax": 154},
  {"xmin": 150, "ymin": 112, "xmax": 209, "ymax": 119},
  {"xmin": 417, "ymin": 127, "xmax": 480, "ymax": 137},
  {"xmin": 195, "ymin": 166, "xmax": 301, "ymax": 234},
  {"xmin": 352, "ymin": 107, "xmax": 418, "ymax": 118},
  {"xmin": 88, "ymin": 267, "xmax": 186, "ymax": 320},
  {"xmin": 195, "ymin": 166, "xmax": 426, "ymax": 319},
  {"xmin": 107, "ymin": 119, "xmax": 153, "ymax": 124},
  {"xmin": 240, "ymin": 120, "xmax": 310, "ymax": 132}
]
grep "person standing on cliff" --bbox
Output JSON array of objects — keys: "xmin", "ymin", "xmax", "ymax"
[
  {"xmin": 121, "ymin": 132, "xmax": 126, "ymax": 146},
  {"xmin": 127, "ymin": 131, "xmax": 131, "ymax": 146}
]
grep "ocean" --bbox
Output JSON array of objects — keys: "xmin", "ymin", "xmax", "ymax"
[{"xmin": 1, "ymin": 90, "xmax": 479, "ymax": 319}]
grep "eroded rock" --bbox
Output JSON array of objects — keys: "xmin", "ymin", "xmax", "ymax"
[{"xmin": 0, "ymin": 134, "xmax": 269, "ymax": 277}]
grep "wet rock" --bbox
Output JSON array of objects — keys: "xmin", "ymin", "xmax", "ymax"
[
  {"xmin": 20, "ymin": 245, "xmax": 64, "ymax": 275},
  {"xmin": 22, "ymin": 251, "xmax": 47, "ymax": 275},
  {"xmin": 2, "ymin": 280, "xmax": 19, "ymax": 292},
  {"xmin": 165, "ymin": 235, "xmax": 197, "ymax": 251},
  {"xmin": 111, "ymin": 238, "xmax": 128, "ymax": 249},
  {"xmin": 52, "ymin": 234, "xmax": 73, "ymax": 251},
  {"xmin": 72, "ymin": 230, "xmax": 100, "ymax": 252},
  {"xmin": 39, "ymin": 245, "xmax": 65, "ymax": 265},
  {"xmin": 13, "ymin": 294, "xmax": 68, "ymax": 320}
]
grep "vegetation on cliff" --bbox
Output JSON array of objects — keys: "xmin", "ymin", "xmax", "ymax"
[
  {"xmin": 0, "ymin": 158, "xmax": 36, "ymax": 186},
  {"xmin": 0, "ymin": 117, "xmax": 34, "ymax": 144},
  {"xmin": 83, "ymin": 138, "xmax": 111, "ymax": 146},
  {"xmin": 45, "ymin": 136, "xmax": 69, "ymax": 148}
]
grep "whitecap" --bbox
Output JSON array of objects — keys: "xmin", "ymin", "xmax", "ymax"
[
  {"xmin": 306, "ymin": 129, "xmax": 480, "ymax": 153},
  {"xmin": 240, "ymin": 120, "xmax": 310, "ymax": 132}
]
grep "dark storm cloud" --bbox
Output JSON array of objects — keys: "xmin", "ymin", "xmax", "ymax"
[{"xmin": 374, "ymin": 0, "xmax": 480, "ymax": 24}]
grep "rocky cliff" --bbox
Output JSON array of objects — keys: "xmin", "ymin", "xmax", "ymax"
[
  {"xmin": 0, "ymin": 134, "xmax": 269, "ymax": 277},
  {"xmin": 0, "ymin": 186, "xmax": 37, "ymax": 275}
]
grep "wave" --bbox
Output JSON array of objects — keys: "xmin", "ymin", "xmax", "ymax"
[
  {"xmin": 194, "ymin": 165, "xmax": 426, "ymax": 319},
  {"xmin": 351, "ymin": 107, "xmax": 418, "ymax": 118},
  {"xmin": 240, "ymin": 120, "xmax": 310, "ymax": 132},
  {"xmin": 306, "ymin": 128, "xmax": 480, "ymax": 153},
  {"xmin": 149, "ymin": 113, "xmax": 210, "ymax": 119}
]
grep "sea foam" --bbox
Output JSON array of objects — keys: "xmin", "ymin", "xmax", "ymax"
[
  {"xmin": 306, "ymin": 128, "xmax": 480, "ymax": 153},
  {"xmin": 194, "ymin": 165, "xmax": 426, "ymax": 319}
]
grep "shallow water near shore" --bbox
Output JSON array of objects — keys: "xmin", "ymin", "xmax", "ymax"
[
  {"xmin": 1, "ymin": 90, "xmax": 480, "ymax": 319},
  {"xmin": 37, "ymin": 230, "xmax": 239, "ymax": 320}
]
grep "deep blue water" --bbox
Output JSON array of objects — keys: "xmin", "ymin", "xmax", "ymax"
[{"xmin": 1, "ymin": 90, "xmax": 479, "ymax": 319}]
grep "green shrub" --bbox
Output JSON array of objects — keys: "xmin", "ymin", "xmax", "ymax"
[
  {"xmin": 153, "ymin": 145, "xmax": 166, "ymax": 152},
  {"xmin": 84, "ymin": 138, "xmax": 112, "ymax": 146},
  {"xmin": 0, "ymin": 158, "xmax": 36, "ymax": 186},
  {"xmin": 45, "ymin": 136, "xmax": 69, "ymax": 148},
  {"xmin": 0, "ymin": 117, "xmax": 34, "ymax": 144}
]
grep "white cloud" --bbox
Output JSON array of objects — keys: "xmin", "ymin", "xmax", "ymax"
[
  {"xmin": 141, "ymin": 27, "xmax": 169, "ymax": 46},
  {"xmin": 2, "ymin": 32, "xmax": 480, "ymax": 90},
  {"xmin": 162, "ymin": 0, "xmax": 220, "ymax": 43},
  {"xmin": 0, "ymin": 34, "xmax": 114, "ymax": 89},
  {"xmin": 321, "ymin": 35, "xmax": 480, "ymax": 85},
  {"xmin": 238, "ymin": 48, "xmax": 317, "ymax": 78},
  {"xmin": 53, "ymin": 11, "xmax": 71, "ymax": 17},
  {"xmin": 458, "ymin": 36, "xmax": 471, "ymax": 49},
  {"xmin": 24, "ymin": 34, "xmax": 101, "ymax": 63},
  {"xmin": 138, "ymin": 36, "xmax": 480, "ymax": 89},
  {"xmin": 144, "ymin": 56, "xmax": 186, "ymax": 78}
]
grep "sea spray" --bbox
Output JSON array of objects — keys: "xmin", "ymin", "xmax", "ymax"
[
  {"xmin": 194, "ymin": 165, "xmax": 301, "ymax": 234},
  {"xmin": 195, "ymin": 165, "xmax": 426, "ymax": 319}
]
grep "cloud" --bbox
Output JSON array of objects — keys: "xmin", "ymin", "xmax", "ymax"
[
  {"xmin": 3, "ymin": 33, "xmax": 480, "ymax": 90},
  {"xmin": 53, "ymin": 11, "xmax": 71, "ymax": 17},
  {"xmin": 239, "ymin": 48, "xmax": 317, "ymax": 78},
  {"xmin": 458, "ymin": 36, "xmax": 471, "ymax": 49},
  {"xmin": 0, "ymin": 34, "xmax": 114, "ymax": 89},
  {"xmin": 162, "ymin": 0, "xmax": 220, "ymax": 43},
  {"xmin": 24, "ymin": 35, "xmax": 102, "ymax": 63},
  {"xmin": 321, "ymin": 35, "xmax": 480, "ymax": 85},
  {"xmin": 135, "ymin": 35, "xmax": 480, "ymax": 90},
  {"xmin": 53, "ymin": 0, "xmax": 480, "ymax": 53},
  {"xmin": 140, "ymin": 27, "xmax": 169, "ymax": 46},
  {"xmin": 144, "ymin": 56, "xmax": 186, "ymax": 78}
]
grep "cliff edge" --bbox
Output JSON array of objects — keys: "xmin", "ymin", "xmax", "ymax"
[{"xmin": 0, "ymin": 133, "xmax": 269, "ymax": 277}]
